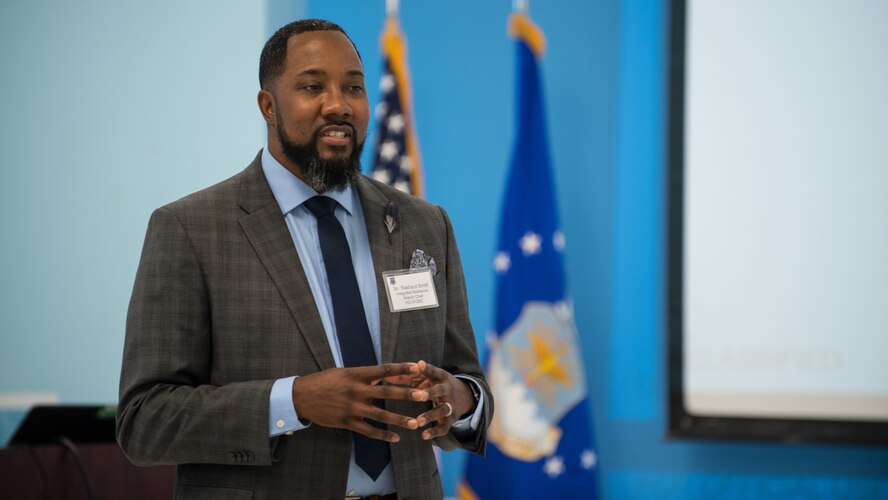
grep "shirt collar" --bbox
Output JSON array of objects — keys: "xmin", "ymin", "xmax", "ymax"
[{"xmin": 261, "ymin": 146, "xmax": 356, "ymax": 216}]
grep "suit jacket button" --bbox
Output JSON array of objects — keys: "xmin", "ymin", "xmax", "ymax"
[{"xmin": 228, "ymin": 452, "xmax": 237, "ymax": 462}]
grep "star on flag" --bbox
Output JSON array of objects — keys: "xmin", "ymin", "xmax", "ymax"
[
  {"xmin": 581, "ymin": 449, "xmax": 597, "ymax": 470},
  {"xmin": 553, "ymin": 230, "xmax": 566, "ymax": 251},
  {"xmin": 519, "ymin": 231, "xmax": 542, "ymax": 256},
  {"xmin": 493, "ymin": 251, "xmax": 511, "ymax": 273},
  {"xmin": 543, "ymin": 455, "xmax": 565, "ymax": 478}
]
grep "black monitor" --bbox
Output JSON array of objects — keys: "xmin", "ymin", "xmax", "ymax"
[{"xmin": 8, "ymin": 405, "xmax": 117, "ymax": 446}]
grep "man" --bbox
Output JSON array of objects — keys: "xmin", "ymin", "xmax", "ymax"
[{"xmin": 117, "ymin": 19, "xmax": 491, "ymax": 500}]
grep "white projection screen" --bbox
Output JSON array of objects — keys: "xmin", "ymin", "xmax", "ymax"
[{"xmin": 668, "ymin": 0, "xmax": 888, "ymax": 444}]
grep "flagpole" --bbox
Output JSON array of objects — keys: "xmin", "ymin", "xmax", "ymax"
[{"xmin": 386, "ymin": 0, "xmax": 399, "ymax": 18}]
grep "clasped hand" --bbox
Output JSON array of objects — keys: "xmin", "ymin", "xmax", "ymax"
[{"xmin": 291, "ymin": 360, "xmax": 475, "ymax": 442}]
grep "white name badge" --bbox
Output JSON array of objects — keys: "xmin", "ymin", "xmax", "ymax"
[{"xmin": 382, "ymin": 269, "xmax": 439, "ymax": 312}]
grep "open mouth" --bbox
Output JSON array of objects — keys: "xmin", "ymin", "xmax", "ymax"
[{"xmin": 319, "ymin": 125, "xmax": 353, "ymax": 147}]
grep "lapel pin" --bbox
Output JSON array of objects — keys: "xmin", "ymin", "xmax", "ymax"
[{"xmin": 384, "ymin": 201, "xmax": 399, "ymax": 235}]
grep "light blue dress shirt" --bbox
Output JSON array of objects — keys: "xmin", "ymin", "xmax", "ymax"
[{"xmin": 260, "ymin": 147, "xmax": 483, "ymax": 496}]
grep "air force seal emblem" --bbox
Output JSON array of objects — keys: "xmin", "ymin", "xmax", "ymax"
[{"xmin": 487, "ymin": 301, "xmax": 586, "ymax": 461}]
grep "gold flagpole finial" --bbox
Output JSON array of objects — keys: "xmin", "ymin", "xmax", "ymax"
[{"xmin": 508, "ymin": 5, "xmax": 546, "ymax": 57}]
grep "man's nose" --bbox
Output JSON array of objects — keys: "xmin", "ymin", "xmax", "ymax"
[{"xmin": 321, "ymin": 88, "xmax": 352, "ymax": 118}]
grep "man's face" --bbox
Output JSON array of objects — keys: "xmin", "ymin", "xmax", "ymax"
[{"xmin": 262, "ymin": 30, "xmax": 370, "ymax": 192}]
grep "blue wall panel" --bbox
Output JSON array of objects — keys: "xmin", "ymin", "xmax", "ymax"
[{"xmin": 609, "ymin": 0, "xmax": 667, "ymax": 422}]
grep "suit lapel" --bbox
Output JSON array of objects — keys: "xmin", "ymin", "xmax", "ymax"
[
  {"xmin": 356, "ymin": 176, "xmax": 403, "ymax": 364},
  {"xmin": 237, "ymin": 156, "xmax": 336, "ymax": 371}
]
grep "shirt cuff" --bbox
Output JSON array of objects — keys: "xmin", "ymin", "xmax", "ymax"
[
  {"xmin": 450, "ymin": 375, "xmax": 485, "ymax": 434},
  {"xmin": 268, "ymin": 376, "xmax": 310, "ymax": 437}
]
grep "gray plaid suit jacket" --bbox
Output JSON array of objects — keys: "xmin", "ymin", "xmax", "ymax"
[{"xmin": 117, "ymin": 153, "xmax": 491, "ymax": 500}]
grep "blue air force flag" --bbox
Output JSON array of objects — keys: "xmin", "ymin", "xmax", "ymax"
[{"xmin": 460, "ymin": 12, "xmax": 599, "ymax": 499}]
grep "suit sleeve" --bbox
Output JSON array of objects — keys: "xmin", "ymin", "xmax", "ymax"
[
  {"xmin": 432, "ymin": 206, "xmax": 494, "ymax": 455},
  {"xmin": 116, "ymin": 207, "xmax": 280, "ymax": 466}
]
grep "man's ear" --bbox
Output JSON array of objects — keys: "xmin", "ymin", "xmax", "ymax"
[{"xmin": 257, "ymin": 89, "xmax": 276, "ymax": 126}]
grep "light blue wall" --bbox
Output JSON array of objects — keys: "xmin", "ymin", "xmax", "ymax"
[
  {"xmin": 0, "ymin": 0, "xmax": 266, "ymax": 425},
  {"xmin": 0, "ymin": 0, "xmax": 886, "ymax": 498}
]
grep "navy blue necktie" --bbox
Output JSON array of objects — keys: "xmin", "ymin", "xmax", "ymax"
[{"xmin": 303, "ymin": 196, "xmax": 390, "ymax": 481}]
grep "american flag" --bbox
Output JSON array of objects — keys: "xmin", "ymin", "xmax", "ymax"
[{"xmin": 370, "ymin": 19, "xmax": 423, "ymax": 197}]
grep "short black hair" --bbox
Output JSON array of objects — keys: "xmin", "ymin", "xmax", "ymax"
[{"xmin": 259, "ymin": 19, "xmax": 361, "ymax": 91}]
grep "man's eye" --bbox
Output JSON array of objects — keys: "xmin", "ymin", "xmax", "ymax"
[
  {"xmin": 348, "ymin": 85, "xmax": 365, "ymax": 94},
  {"xmin": 301, "ymin": 84, "xmax": 322, "ymax": 92}
]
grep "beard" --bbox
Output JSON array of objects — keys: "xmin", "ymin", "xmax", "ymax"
[{"xmin": 276, "ymin": 116, "xmax": 364, "ymax": 193}]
